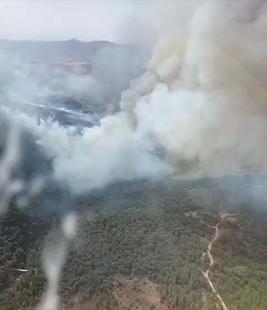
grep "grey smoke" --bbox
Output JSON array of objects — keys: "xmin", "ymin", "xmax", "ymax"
[{"xmin": 1, "ymin": 0, "xmax": 267, "ymax": 196}]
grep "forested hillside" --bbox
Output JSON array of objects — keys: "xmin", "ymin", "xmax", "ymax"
[{"xmin": 0, "ymin": 180, "xmax": 267, "ymax": 309}]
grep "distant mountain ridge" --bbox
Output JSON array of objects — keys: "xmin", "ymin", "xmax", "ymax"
[
  {"xmin": 0, "ymin": 39, "xmax": 146, "ymax": 126},
  {"xmin": 0, "ymin": 39, "xmax": 140, "ymax": 63}
]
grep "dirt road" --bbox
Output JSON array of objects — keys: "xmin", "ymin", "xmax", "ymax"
[{"xmin": 202, "ymin": 213, "xmax": 236, "ymax": 310}]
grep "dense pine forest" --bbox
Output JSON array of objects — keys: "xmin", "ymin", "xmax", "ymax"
[{"xmin": 0, "ymin": 179, "xmax": 267, "ymax": 310}]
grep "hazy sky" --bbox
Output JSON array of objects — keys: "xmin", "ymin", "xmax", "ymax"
[{"xmin": 0, "ymin": 0, "xmax": 150, "ymax": 43}]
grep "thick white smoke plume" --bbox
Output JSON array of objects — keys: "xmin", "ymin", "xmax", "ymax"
[
  {"xmin": 2, "ymin": 0, "xmax": 267, "ymax": 194},
  {"xmin": 31, "ymin": 0, "xmax": 267, "ymax": 193}
]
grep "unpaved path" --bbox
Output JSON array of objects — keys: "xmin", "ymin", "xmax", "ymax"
[{"xmin": 202, "ymin": 213, "xmax": 236, "ymax": 310}]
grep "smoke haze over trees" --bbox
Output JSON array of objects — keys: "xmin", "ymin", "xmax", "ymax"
[{"xmin": 0, "ymin": 1, "xmax": 267, "ymax": 309}]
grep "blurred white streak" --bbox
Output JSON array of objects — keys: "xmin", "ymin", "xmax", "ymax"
[
  {"xmin": 62, "ymin": 212, "xmax": 77, "ymax": 240},
  {"xmin": 38, "ymin": 213, "xmax": 77, "ymax": 310},
  {"xmin": 0, "ymin": 123, "xmax": 22, "ymax": 213},
  {"xmin": 0, "ymin": 119, "xmax": 46, "ymax": 211},
  {"xmin": 28, "ymin": 177, "xmax": 45, "ymax": 198}
]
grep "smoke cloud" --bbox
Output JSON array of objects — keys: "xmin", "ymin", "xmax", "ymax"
[
  {"xmin": 38, "ymin": 0, "xmax": 267, "ymax": 193},
  {"xmin": 1, "ymin": 0, "xmax": 267, "ymax": 195}
]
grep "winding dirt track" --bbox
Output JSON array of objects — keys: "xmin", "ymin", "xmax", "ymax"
[{"xmin": 202, "ymin": 213, "xmax": 236, "ymax": 310}]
